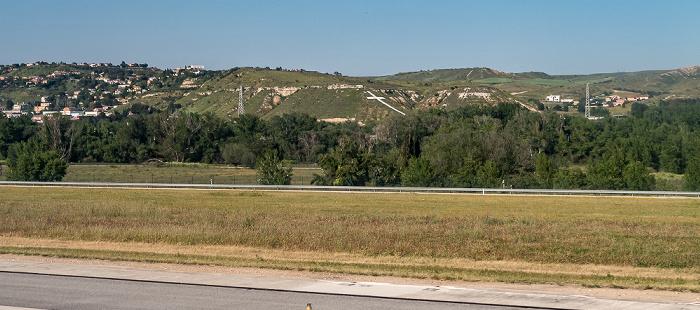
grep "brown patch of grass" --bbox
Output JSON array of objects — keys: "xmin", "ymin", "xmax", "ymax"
[
  {"xmin": 1, "ymin": 236, "xmax": 697, "ymax": 281},
  {"xmin": 1, "ymin": 237, "xmax": 698, "ymax": 291},
  {"xmin": 61, "ymin": 164, "xmax": 321, "ymax": 185}
]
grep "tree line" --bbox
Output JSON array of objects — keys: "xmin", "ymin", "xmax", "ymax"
[{"xmin": 2, "ymin": 99, "xmax": 700, "ymax": 190}]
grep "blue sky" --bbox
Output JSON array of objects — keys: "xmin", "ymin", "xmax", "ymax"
[{"xmin": 2, "ymin": 0, "xmax": 699, "ymax": 76}]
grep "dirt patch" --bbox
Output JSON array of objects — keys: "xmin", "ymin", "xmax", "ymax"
[
  {"xmin": 320, "ymin": 117, "xmax": 355, "ymax": 123},
  {"xmin": 180, "ymin": 78, "xmax": 198, "ymax": 89}
]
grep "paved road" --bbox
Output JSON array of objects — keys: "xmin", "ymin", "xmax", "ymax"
[
  {"xmin": 0, "ymin": 272, "xmax": 535, "ymax": 310},
  {"xmin": 0, "ymin": 260, "xmax": 695, "ymax": 310}
]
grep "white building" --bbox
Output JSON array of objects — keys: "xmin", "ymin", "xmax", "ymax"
[{"xmin": 546, "ymin": 95, "xmax": 561, "ymax": 102}]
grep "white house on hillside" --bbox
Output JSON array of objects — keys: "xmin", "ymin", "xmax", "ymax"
[{"xmin": 546, "ymin": 95, "xmax": 561, "ymax": 102}]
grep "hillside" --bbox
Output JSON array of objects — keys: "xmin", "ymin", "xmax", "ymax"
[
  {"xmin": 2, "ymin": 62, "xmax": 700, "ymax": 122},
  {"xmin": 127, "ymin": 67, "xmax": 527, "ymax": 121},
  {"xmin": 375, "ymin": 67, "xmax": 550, "ymax": 83},
  {"xmin": 379, "ymin": 66, "xmax": 700, "ymax": 105}
]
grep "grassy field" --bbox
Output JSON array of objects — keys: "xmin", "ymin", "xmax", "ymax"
[
  {"xmin": 0, "ymin": 163, "xmax": 688, "ymax": 190},
  {"xmin": 55, "ymin": 164, "xmax": 322, "ymax": 185},
  {"xmin": 473, "ymin": 78, "xmax": 513, "ymax": 84},
  {"xmin": 473, "ymin": 77, "xmax": 616, "ymax": 87},
  {"xmin": 519, "ymin": 77, "xmax": 615, "ymax": 86},
  {"xmin": 0, "ymin": 186, "xmax": 698, "ymax": 291}
]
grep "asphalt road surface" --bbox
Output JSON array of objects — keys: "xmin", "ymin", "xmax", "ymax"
[{"xmin": 0, "ymin": 272, "xmax": 542, "ymax": 310}]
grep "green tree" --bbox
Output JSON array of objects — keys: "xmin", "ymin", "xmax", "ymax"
[
  {"xmin": 156, "ymin": 111, "xmax": 204, "ymax": 162},
  {"xmin": 682, "ymin": 152, "xmax": 700, "ymax": 191},
  {"xmin": 256, "ymin": 150, "xmax": 292, "ymax": 185},
  {"xmin": 622, "ymin": 161, "xmax": 654, "ymax": 191},
  {"xmin": 476, "ymin": 160, "xmax": 501, "ymax": 187},
  {"xmin": 534, "ymin": 153, "xmax": 557, "ymax": 188},
  {"xmin": 630, "ymin": 102, "xmax": 648, "ymax": 118},
  {"xmin": 233, "ymin": 114, "xmax": 267, "ymax": 156},
  {"xmin": 553, "ymin": 167, "xmax": 587, "ymax": 189},
  {"xmin": 221, "ymin": 142, "xmax": 256, "ymax": 168},
  {"xmin": 371, "ymin": 152, "xmax": 402, "ymax": 186},
  {"xmin": 586, "ymin": 151, "xmax": 625, "ymax": 190},
  {"xmin": 401, "ymin": 157, "xmax": 440, "ymax": 187},
  {"xmin": 587, "ymin": 144, "xmax": 654, "ymax": 190},
  {"xmin": 313, "ymin": 137, "xmax": 373, "ymax": 186},
  {"xmin": 7, "ymin": 137, "xmax": 67, "ymax": 181},
  {"xmin": 658, "ymin": 133, "xmax": 684, "ymax": 173},
  {"xmin": 0, "ymin": 114, "xmax": 38, "ymax": 160}
]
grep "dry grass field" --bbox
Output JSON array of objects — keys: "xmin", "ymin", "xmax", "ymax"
[
  {"xmin": 58, "ymin": 164, "xmax": 322, "ymax": 185},
  {"xmin": 0, "ymin": 186, "xmax": 698, "ymax": 291}
]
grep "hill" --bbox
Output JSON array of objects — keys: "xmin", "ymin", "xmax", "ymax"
[
  {"xmin": 375, "ymin": 67, "xmax": 550, "ymax": 83},
  {"xmin": 127, "ymin": 67, "xmax": 528, "ymax": 121},
  {"xmin": 378, "ymin": 66, "xmax": 700, "ymax": 106},
  {"xmin": 2, "ymin": 62, "xmax": 700, "ymax": 122}
]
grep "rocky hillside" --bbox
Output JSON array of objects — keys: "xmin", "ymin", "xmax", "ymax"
[
  {"xmin": 128, "ymin": 67, "xmax": 530, "ymax": 121},
  {"xmin": 661, "ymin": 66, "xmax": 700, "ymax": 79}
]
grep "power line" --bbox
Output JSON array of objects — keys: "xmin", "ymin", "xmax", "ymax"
[
  {"xmin": 585, "ymin": 83, "xmax": 591, "ymax": 119},
  {"xmin": 238, "ymin": 86, "xmax": 244, "ymax": 116}
]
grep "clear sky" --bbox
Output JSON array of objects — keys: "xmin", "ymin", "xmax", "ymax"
[{"xmin": 2, "ymin": 0, "xmax": 699, "ymax": 76}]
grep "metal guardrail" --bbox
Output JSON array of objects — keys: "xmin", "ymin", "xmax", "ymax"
[{"xmin": 1, "ymin": 181, "xmax": 699, "ymax": 197}]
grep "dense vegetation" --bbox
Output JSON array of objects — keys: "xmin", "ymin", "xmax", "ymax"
[{"xmin": 3, "ymin": 98, "xmax": 700, "ymax": 190}]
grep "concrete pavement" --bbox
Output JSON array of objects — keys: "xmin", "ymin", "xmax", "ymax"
[{"xmin": 0, "ymin": 259, "xmax": 697, "ymax": 310}]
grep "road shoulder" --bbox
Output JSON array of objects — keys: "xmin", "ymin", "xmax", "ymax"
[{"xmin": 1, "ymin": 255, "xmax": 698, "ymax": 310}]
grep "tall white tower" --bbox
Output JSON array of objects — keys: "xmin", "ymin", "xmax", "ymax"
[{"xmin": 238, "ymin": 86, "xmax": 245, "ymax": 116}]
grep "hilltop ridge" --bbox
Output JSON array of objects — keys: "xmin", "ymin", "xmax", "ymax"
[
  {"xmin": 661, "ymin": 65, "xmax": 700, "ymax": 78},
  {"xmin": 375, "ymin": 67, "xmax": 551, "ymax": 83}
]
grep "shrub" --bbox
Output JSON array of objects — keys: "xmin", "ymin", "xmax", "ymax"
[{"xmin": 7, "ymin": 137, "xmax": 67, "ymax": 181}]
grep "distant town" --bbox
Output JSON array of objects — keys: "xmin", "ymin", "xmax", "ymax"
[
  {"xmin": 0, "ymin": 61, "xmax": 203, "ymax": 122},
  {"xmin": 544, "ymin": 93, "xmax": 649, "ymax": 107}
]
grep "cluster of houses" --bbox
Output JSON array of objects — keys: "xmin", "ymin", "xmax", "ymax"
[
  {"xmin": 0, "ymin": 69, "xmax": 81, "ymax": 86},
  {"xmin": 94, "ymin": 75, "xmax": 152, "ymax": 96},
  {"xmin": 2, "ymin": 85, "xmax": 128, "ymax": 122},
  {"xmin": 3, "ymin": 102, "xmax": 115, "ymax": 123},
  {"xmin": 2, "ymin": 103, "xmax": 31, "ymax": 118},
  {"xmin": 0, "ymin": 61, "xmax": 211, "ymax": 122},
  {"xmin": 5, "ymin": 71, "xmax": 153, "ymax": 93},
  {"xmin": 545, "ymin": 93, "xmax": 650, "ymax": 108},
  {"xmin": 25, "ymin": 61, "xmax": 144, "ymax": 68},
  {"xmin": 603, "ymin": 95, "xmax": 649, "ymax": 107},
  {"xmin": 173, "ymin": 65, "xmax": 204, "ymax": 76},
  {"xmin": 0, "ymin": 62, "xmax": 165, "ymax": 122},
  {"xmin": 1, "ymin": 61, "xmax": 210, "ymax": 123}
]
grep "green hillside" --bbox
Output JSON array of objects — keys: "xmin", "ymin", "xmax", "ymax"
[
  {"xmin": 375, "ymin": 67, "xmax": 550, "ymax": 83},
  {"xmin": 2, "ymin": 62, "xmax": 700, "ymax": 122},
  {"xmin": 125, "ymin": 67, "xmax": 522, "ymax": 121},
  {"xmin": 379, "ymin": 66, "xmax": 700, "ymax": 107}
]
